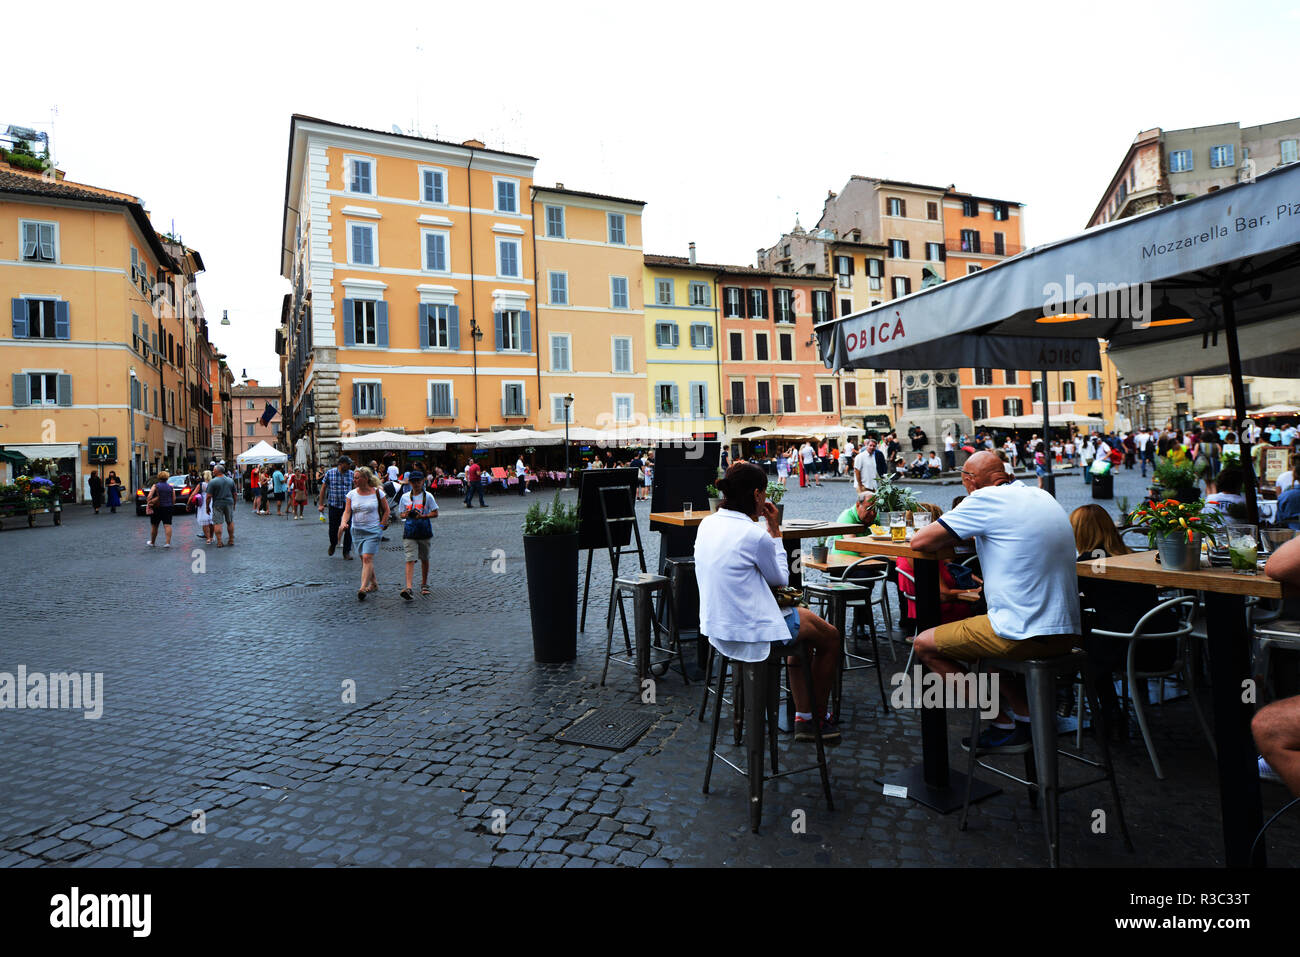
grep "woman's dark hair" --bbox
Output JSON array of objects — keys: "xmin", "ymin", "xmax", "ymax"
[
  {"xmin": 1217, "ymin": 467, "xmax": 1244, "ymax": 495},
  {"xmin": 716, "ymin": 462, "xmax": 768, "ymax": 517}
]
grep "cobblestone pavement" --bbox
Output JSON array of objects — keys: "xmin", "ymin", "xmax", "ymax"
[{"xmin": 1, "ymin": 466, "xmax": 1296, "ymax": 868}]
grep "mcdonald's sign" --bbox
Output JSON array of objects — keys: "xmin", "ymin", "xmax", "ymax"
[{"xmin": 87, "ymin": 436, "xmax": 117, "ymax": 464}]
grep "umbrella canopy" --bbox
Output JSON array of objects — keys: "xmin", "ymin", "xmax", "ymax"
[
  {"xmin": 235, "ymin": 440, "xmax": 288, "ymax": 466},
  {"xmin": 338, "ymin": 430, "xmax": 424, "ymax": 451},
  {"xmin": 474, "ymin": 429, "xmax": 564, "ymax": 449},
  {"xmin": 422, "ymin": 431, "xmax": 478, "ymax": 444},
  {"xmin": 975, "ymin": 415, "xmax": 1043, "ymax": 430},
  {"xmin": 1194, "ymin": 407, "xmax": 1243, "ymax": 421},
  {"xmin": 542, "ymin": 426, "xmax": 609, "ymax": 443},
  {"xmin": 1249, "ymin": 404, "xmax": 1300, "ymax": 418}
]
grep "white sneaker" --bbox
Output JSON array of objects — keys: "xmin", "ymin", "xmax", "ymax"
[
  {"xmin": 146, "ymin": 541, "xmax": 154, "ymax": 547},
  {"xmin": 163, "ymin": 542, "xmax": 170, "ymax": 548}
]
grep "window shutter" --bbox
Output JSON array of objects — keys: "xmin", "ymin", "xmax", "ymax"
[
  {"xmin": 376, "ymin": 383, "xmax": 385, "ymax": 418},
  {"xmin": 671, "ymin": 325, "xmax": 679, "ymax": 348},
  {"xmin": 418, "ymin": 304, "xmax": 429, "ymax": 349},
  {"xmin": 352, "ymin": 383, "xmax": 360, "ymax": 417},
  {"xmin": 902, "ymin": 240, "xmax": 911, "ymax": 259},
  {"xmin": 760, "ymin": 289, "xmax": 769, "ymax": 318},
  {"xmin": 12, "ymin": 374, "xmax": 29, "ymax": 407},
  {"xmin": 705, "ymin": 327, "xmax": 714, "ymax": 349},
  {"xmin": 342, "ymin": 299, "xmax": 355, "ymax": 347},
  {"xmin": 520, "ymin": 311, "xmax": 532, "ymax": 353},
  {"xmin": 55, "ymin": 300, "xmax": 70, "ymax": 339},
  {"xmin": 670, "ymin": 384, "xmax": 680, "ymax": 414},
  {"xmin": 376, "ymin": 301, "xmax": 389, "ymax": 347},
  {"xmin": 939, "ymin": 244, "xmax": 946, "ymax": 262},
  {"xmin": 744, "ymin": 290, "xmax": 753, "ymax": 318},
  {"xmin": 448, "ymin": 305, "xmax": 460, "ymax": 350},
  {"xmin": 11, "ymin": 298, "xmax": 27, "ymax": 338},
  {"xmin": 847, "ymin": 257, "xmax": 855, "ymax": 275},
  {"xmin": 56, "ymin": 374, "xmax": 72, "ymax": 407},
  {"xmin": 494, "ymin": 312, "xmax": 504, "ymax": 351}
]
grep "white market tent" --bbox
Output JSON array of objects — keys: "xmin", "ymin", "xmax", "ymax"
[
  {"xmin": 1194, "ymin": 407, "xmax": 1243, "ymax": 420},
  {"xmin": 338, "ymin": 430, "xmax": 422, "ymax": 451},
  {"xmin": 1249, "ymin": 404, "xmax": 1300, "ymax": 418},
  {"xmin": 473, "ymin": 429, "xmax": 564, "ymax": 449},
  {"xmin": 235, "ymin": 440, "xmax": 288, "ymax": 466}
]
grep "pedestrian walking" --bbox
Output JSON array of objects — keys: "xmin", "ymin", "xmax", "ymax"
[
  {"xmin": 206, "ymin": 464, "xmax": 237, "ymax": 546},
  {"xmin": 195, "ymin": 469, "xmax": 215, "ymax": 543},
  {"xmin": 776, "ymin": 447, "xmax": 790, "ymax": 487},
  {"xmin": 291, "ymin": 468, "xmax": 309, "ymax": 518},
  {"xmin": 463, "ymin": 459, "xmax": 487, "ymax": 507},
  {"xmin": 146, "ymin": 470, "xmax": 175, "ymax": 547},
  {"xmin": 271, "ymin": 465, "xmax": 287, "ymax": 515},
  {"xmin": 318, "ymin": 455, "xmax": 355, "ymax": 558},
  {"xmin": 339, "ymin": 466, "xmax": 389, "ymax": 601},
  {"xmin": 515, "ymin": 454, "xmax": 527, "ymax": 496},
  {"xmin": 398, "ymin": 471, "xmax": 438, "ymax": 600},
  {"xmin": 88, "ymin": 471, "xmax": 104, "ymax": 514},
  {"xmin": 105, "ymin": 471, "xmax": 122, "ymax": 513}
]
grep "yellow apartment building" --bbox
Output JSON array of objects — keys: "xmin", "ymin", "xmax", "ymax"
[
  {"xmin": 643, "ymin": 251, "xmax": 723, "ymax": 436},
  {"xmin": 280, "ymin": 115, "xmax": 540, "ymax": 463},
  {"xmin": 531, "ymin": 186, "xmax": 646, "ymax": 431},
  {"xmin": 1, "ymin": 163, "xmax": 198, "ymax": 498}
]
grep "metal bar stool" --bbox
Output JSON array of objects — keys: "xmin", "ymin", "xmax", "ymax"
[
  {"xmin": 703, "ymin": 640, "xmax": 834, "ymax": 832},
  {"xmin": 959, "ymin": 646, "xmax": 1134, "ymax": 867},
  {"xmin": 660, "ymin": 556, "xmax": 699, "ymax": 683},
  {"xmin": 824, "ymin": 557, "xmax": 896, "ymax": 660},
  {"xmin": 602, "ymin": 573, "xmax": 671, "ymax": 689},
  {"xmin": 804, "ymin": 580, "xmax": 888, "ymax": 716}
]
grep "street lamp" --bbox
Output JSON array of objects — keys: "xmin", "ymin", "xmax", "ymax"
[
  {"xmin": 563, "ymin": 393, "xmax": 574, "ymax": 487},
  {"xmin": 469, "ymin": 320, "xmax": 485, "ymax": 432},
  {"xmin": 128, "ymin": 367, "xmax": 138, "ymax": 495}
]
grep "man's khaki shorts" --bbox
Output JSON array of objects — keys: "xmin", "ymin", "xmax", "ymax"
[
  {"xmin": 932, "ymin": 614, "xmax": 1075, "ymax": 662},
  {"xmin": 403, "ymin": 538, "xmax": 431, "ymax": 563}
]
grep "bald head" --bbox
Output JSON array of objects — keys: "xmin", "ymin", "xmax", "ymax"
[{"xmin": 962, "ymin": 450, "xmax": 1009, "ymax": 489}]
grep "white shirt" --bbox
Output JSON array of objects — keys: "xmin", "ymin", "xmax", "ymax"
[
  {"xmin": 1136, "ymin": 431, "xmax": 1151, "ymax": 451},
  {"xmin": 944, "ymin": 435, "xmax": 955, "ymax": 452},
  {"xmin": 853, "ymin": 448, "xmax": 880, "ymax": 489},
  {"xmin": 800, "ymin": 444, "xmax": 814, "ymax": 464},
  {"xmin": 937, "ymin": 481, "xmax": 1081, "ymax": 641},
  {"xmin": 842, "ymin": 442, "xmax": 855, "ymax": 461},
  {"xmin": 694, "ymin": 508, "xmax": 790, "ymax": 662},
  {"xmin": 1284, "ymin": 427, "xmax": 1297, "ymax": 447},
  {"xmin": 516, "ymin": 458, "xmax": 526, "ymax": 476},
  {"xmin": 386, "ymin": 464, "xmax": 400, "ymax": 482},
  {"xmin": 345, "ymin": 488, "xmax": 384, "ymax": 530},
  {"xmin": 398, "ymin": 489, "xmax": 439, "ymax": 517},
  {"xmin": 927, "ymin": 454, "xmax": 942, "ymax": 468}
]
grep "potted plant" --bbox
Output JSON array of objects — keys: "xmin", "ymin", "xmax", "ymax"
[
  {"xmin": 871, "ymin": 473, "xmax": 919, "ymax": 517},
  {"xmin": 765, "ymin": 481, "xmax": 787, "ymax": 524},
  {"xmin": 522, "ymin": 493, "xmax": 581, "ymax": 663},
  {"xmin": 1152, "ymin": 460, "xmax": 1200, "ymax": 504},
  {"xmin": 1129, "ymin": 498, "xmax": 1223, "ymax": 571},
  {"xmin": 706, "ymin": 483, "xmax": 722, "ymax": 512},
  {"xmin": 810, "ymin": 536, "xmax": 829, "ymax": 563}
]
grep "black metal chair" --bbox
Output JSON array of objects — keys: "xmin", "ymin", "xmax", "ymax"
[
  {"xmin": 804, "ymin": 579, "xmax": 889, "ymax": 715},
  {"xmin": 602, "ymin": 573, "xmax": 674, "ymax": 690}
]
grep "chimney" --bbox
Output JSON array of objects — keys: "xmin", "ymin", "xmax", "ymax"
[
  {"xmin": 688, "ymin": 241, "xmax": 696, "ymax": 265},
  {"xmin": 462, "ymin": 138, "xmax": 485, "ymax": 149},
  {"xmin": 555, "ymin": 182, "xmax": 564, "ymax": 189}
]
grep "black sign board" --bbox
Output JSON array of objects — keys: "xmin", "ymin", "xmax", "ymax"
[
  {"xmin": 648, "ymin": 441, "xmax": 721, "ymax": 532},
  {"xmin": 576, "ymin": 467, "xmax": 640, "ymax": 551},
  {"xmin": 87, "ymin": 436, "xmax": 117, "ymax": 464}
]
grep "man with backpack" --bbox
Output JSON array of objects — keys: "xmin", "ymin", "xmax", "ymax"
[{"xmin": 398, "ymin": 472, "xmax": 438, "ymax": 600}]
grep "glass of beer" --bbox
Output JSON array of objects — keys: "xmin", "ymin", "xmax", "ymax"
[{"xmin": 890, "ymin": 511, "xmax": 907, "ymax": 542}]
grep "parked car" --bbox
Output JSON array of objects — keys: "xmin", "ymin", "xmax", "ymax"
[{"xmin": 135, "ymin": 475, "xmax": 197, "ymax": 516}]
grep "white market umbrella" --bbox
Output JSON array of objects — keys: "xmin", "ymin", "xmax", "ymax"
[
  {"xmin": 338, "ymin": 430, "xmax": 421, "ymax": 451},
  {"xmin": 236, "ymin": 440, "xmax": 288, "ymax": 466},
  {"xmin": 1194, "ymin": 407, "xmax": 1242, "ymax": 421},
  {"xmin": 1249, "ymin": 404, "xmax": 1300, "ymax": 418},
  {"xmin": 475, "ymin": 429, "xmax": 563, "ymax": 449}
]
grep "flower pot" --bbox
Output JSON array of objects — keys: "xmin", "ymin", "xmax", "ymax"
[
  {"xmin": 523, "ymin": 531, "xmax": 579, "ymax": 663},
  {"xmin": 810, "ymin": 545, "xmax": 828, "ymax": 563},
  {"xmin": 1155, "ymin": 529, "xmax": 1202, "ymax": 572},
  {"xmin": 708, "ymin": 497, "xmax": 722, "ymax": 513},
  {"xmin": 774, "ymin": 504, "xmax": 785, "ymax": 525}
]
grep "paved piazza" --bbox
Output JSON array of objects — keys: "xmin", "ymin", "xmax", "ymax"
[{"xmin": 1, "ymin": 464, "xmax": 1296, "ymax": 868}]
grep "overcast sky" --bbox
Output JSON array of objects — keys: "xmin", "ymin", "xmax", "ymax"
[{"xmin": 10, "ymin": 0, "xmax": 1300, "ymax": 385}]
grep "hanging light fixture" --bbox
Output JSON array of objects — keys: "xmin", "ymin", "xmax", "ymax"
[{"xmin": 1148, "ymin": 294, "xmax": 1195, "ymax": 328}]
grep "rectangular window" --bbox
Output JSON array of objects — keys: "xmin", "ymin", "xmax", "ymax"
[
  {"xmin": 689, "ymin": 323, "xmax": 713, "ymax": 349},
  {"xmin": 754, "ymin": 381, "xmax": 770, "ymax": 415},
  {"xmin": 891, "ymin": 276, "xmax": 911, "ymax": 298},
  {"xmin": 348, "ymin": 157, "xmax": 373, "ymax": 194},
  {"xmin": 960, "ymin": 229, "xmax": 981, "ymax": 253},
  {"xmin": 503, "ymin": 382, "xmax": 526, "ymax": 416},
  {"xmin": 614, "ymin": 394, "xmax": 633, "ymax": 422},
  {"xmin": 844, "ymin": 381, "xmax": 857, "ymax": 406},
  {"xmin": 545, "ymin": 205, "xmax": 565, "ymax": 237},
  {"xmin": 1088, "ymin": 375, "xmax": 1102, "ymax": 400},
  {"xmin": 500, "ymin": 311, "xmax": 523, "ymax": 351},
  {"xmin": 429, "ymin": 382, "xmax": 453, "ymax": 417},
  {"xmin": 689, "ymin": 382, "xmax": 708, "ymax": 418},
  {"xmin": 1003, "ymin": 369, "xmax": 1017, "ymax": 385},
  {"xmin": 423, "ymin": 231, "xmax": 448, "ymax": 271},
  {"xmin": 607, "ymin": 213, "xmax": 626, "ymax": 245},
  {"xmin": 974, "ymin": 367, "xmax": 993, "ymax": 385},
  {"xmin": 21, "ymin": 221, "xmax": 57, "ymax": 262},
  {"xmin": 612, "ymin": 336, "xmax": 632, "ymax": 373},
  {"xmin": 1169, "ymin": 149, "xmax": 1193, "ymax": 173},
  {"xmin": 655, "ymin": 278, "xmax": 674, "ymax": 305},
  {"xmin": 729, "ymin": 380, "xmax": 746, "ymax": 415},
  {"xmin": 840, "ymin": 298, "xmax": 852, "ymax": 316},
  {"xmin": 993, "ymin": 203, "xmax": 1009, "ymax": 221},
  {"xmin": 729, "ymin": 331, "xmax": 743, "ymax": 360},
  {"xmin": 426, "ymin": 304, "xmax": 451, "ymax": 348},
  {"xmin": 994, "ymin": 232, "xmax": 1006, "ymax": 256},
  {"xmin": 1062, "ymin": 379, "xmax": 1076, "ymax": 402},
  {"xmin": 246, "ymin": 422, "xmax": 254, "ymax": 436},
  {"xmin": 1209, "ymin": 144, "xmax": 1235, "ymax": 168},
  {"xmin": 23, "ymin": 298, "xmax": 60, "ymax": 338},
  {"xmin": 812, "ymin": 290, "xmax": 830, "ymax": 324},
  {"xmin": 778, "ymin": 332, "xmax": 793, "ymax": 362},
  {"xmin": 925, "ymin": 242, "xmax": 944, "ymax": 261},
  {"xmin": 754, "ymin": 333, "xmax": 769, "ymax": 362},
  {"xmin": 350, "ymin": 223, "xmax": 376, "ymax": 265},
  {"xmin": 1032, "ymin": 381, "xmax": 1043, "ymax": 404},
  {"xmin": 962, "ymin": 197, "xmax": 978, "ymax": 217},
  {"xmin": 926, "ymin": 201, "xmax": 938, "ymax": 221},
  {"xmin": 967, "ymin": 264, "xmax": 982, "ymax": 274},
  {"xmin": 820, "ymin": 383, "xmax": 835, "ymax": 412},
  {"xmin": 657, "ymin": 382, "xmax": 679, "ymax": 416},
  {"xmin": 422, "ymin": 168, "xmax": 446, "ymax": 203},
  {"xmin": 551, "ymin": 395, "xmax": 572, "ymax": 424},
  {"xmin": 1282, "ymin": 139, "xmax": 1299, "ymax": 165},
  {"xmin": 746, "ymin": 288, "xmax": 768, "ymax": 319},
  {"xmin": 656, "ymin": 322, "xmax": 679, "ymax": 349},
  {"xmin": 867, "ymin": 258, "xmax": 883, "ymax": 290},
  {"xmin": 496, "ymin": 179, "xmax": 518, "ymax": 213},
  {"xmin": 352, "ymin": 299, "xmax": 378, "ymax": 345},
  {"xmin": 773, "ymin": 288, "xmax": 794, "ymax": 323},
  {"xmin": 498, "ymin": 239, "xmax": 521, "ymax": 278},
  {"xmin": 971, "ymin": 398, "xmax": 989, "ymax": 420},
  {"xmin": 886, "ymin": 197, "xmax": 906, "ymax": 217},
  {"xmin": 550, "ymin": 334, "xmax": 571, "ymax": 372},
  {"xmin": 610, "ymin": 276, "xmax": 629, "ymax": 309},
  {"xmin": 689, "ymin": 281, "xmax": 710, "ymax": 306},
  {"xmin": 888, "ymin": 238, "xmax": 908, "ymax": 258},
  {"xmin": 874, "ymin": 381, "xmax": 888, "ymax": 406},
  {"xmin": 1003, "ymin": 397, "xmax": 1023, "ymax": 416},
  {"xmin": 723, "ymin": 286, "xmax": 743, "ymax": 318},
  {"xmin": 780, "ymin": 383, "xmax": 796, "ymax": 414},
  {"xmin": 549, "ymin": 271, "xmax": 568, "ymax": 305}
]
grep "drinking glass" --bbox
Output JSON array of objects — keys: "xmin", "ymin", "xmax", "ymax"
[
  {"xmin": 912, "ymin": 511, "xmax": 932, "ymax": 531},
  {"xmin": 1262, "ymin": 527, "xmax": 1297, "ymax": 555},
  {"xmin": 1224, "ymin": 523, "xmax": 1259, "ymax": 575},
  {"xmin": 890, "ymin": 511, "xmax": 907, "ymax": 543},
  {"xmin": 682, "ymin": 502, "xmax": 694, "ymax": 519}
]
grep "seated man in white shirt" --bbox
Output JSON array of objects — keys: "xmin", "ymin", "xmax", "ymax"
[
  {"xmin": 925, "ymin": 451, "xmax": 943, "ymax": 477},
  {"xmin": 910, "ymin": 451, "xmax": 1081, "ymax": 752},
  {"xmin": 695, "ymin": 462, "xmax": 842, "ymax": 743}
]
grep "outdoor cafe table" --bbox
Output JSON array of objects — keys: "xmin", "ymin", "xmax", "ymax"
[
  {"xmin": 1077, "ymin": 548, "xmax": 1298, "ymax": 868},
  {"xmin": 835, "ymin": 535, "xmax": 1000, "ymax": 812}
]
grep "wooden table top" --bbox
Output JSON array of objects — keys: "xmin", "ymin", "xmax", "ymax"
[
  {"xmin": 648, "ymin": 511, "xmax": 861, "ymax": 542},
  {"xmin": 835, "ymin": 534, "xmax": 956, "ymax": 562},
  {"xmin": 802, "ymin": 552, "xmax": 890, "ymax": 572},
  {"xmin": 1075, "ymin": 549, "xmax": 1296, "ymax": 598}
]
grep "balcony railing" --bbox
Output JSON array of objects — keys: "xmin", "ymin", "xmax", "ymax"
[
  {"xmin": 427, "ymin": 397, "xmax": 459, "ymax": 419},
  {"xmin": 501, "ymin": 398, "xmax": 529, "ymax": 418},
  {"xmin": 946, "ymin": 237, "xmax": 1022, "ymax": 257},
  {"xmin": 725, "ymin": 399, "xmax": 754, "ymax": 415}
]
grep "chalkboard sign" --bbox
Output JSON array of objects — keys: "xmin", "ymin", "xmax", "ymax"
[
  {"xmin": 576, "ymin": 467, "xmax": 639, "ymax": 551},
  {"xmin": 649, "ymin": 442, "xmax": 720, "ymax": 531}
]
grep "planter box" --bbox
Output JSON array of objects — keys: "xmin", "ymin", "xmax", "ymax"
[{"xmin": 523, "ymin": 531, "xmax": 578, "ymax": 663}]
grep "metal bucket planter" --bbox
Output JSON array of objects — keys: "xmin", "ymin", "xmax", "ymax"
[
  {"xmin": 523, "ymin": 531, "xmax": 579, "ymax": 663},
  {"xmin": 1156, "ymin": 529, "xmax": 1202, "ymax": 571}
]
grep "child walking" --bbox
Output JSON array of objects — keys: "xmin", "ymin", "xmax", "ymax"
[{"xmin": 398, "ymin": 471, "xmax": 438, "ymax": 600}]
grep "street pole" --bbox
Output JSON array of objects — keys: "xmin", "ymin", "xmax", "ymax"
[
  {"xmin": 128, "ymin": 368, "xmax": 137, "ymax": 496},
  {"xmin": 1040, "ymin": 369, "xmax": 1055, "ymax": 497},
  {"xmin": 563, "ymin": 392, "xmax": 574, "ymax": 488}
]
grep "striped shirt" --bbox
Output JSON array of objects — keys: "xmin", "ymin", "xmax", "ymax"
[{"xmin": 322, "ymin": 467, "xmax": 354, "ymax": 509}]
